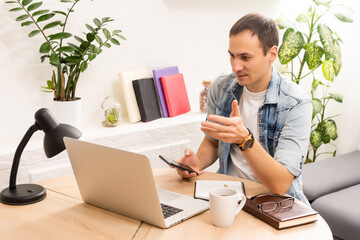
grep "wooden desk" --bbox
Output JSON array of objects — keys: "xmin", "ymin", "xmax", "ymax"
[
  {"xmin": 40, "ymin": 168, "xmax": 332, "ymax": 240},
  {"xmin": 0, "ymin": 191, "xmax": 140, "ymax": 240}
]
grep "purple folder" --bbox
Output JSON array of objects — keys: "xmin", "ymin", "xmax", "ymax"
[{"xmin": 152, "ymin": 66, "xmax": 179, "ymax": 118}]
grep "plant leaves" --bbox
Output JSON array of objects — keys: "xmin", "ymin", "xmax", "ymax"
[
  {"xmin": 331, "ymin": 4, "xmax": 354, "ymax": 23},
  {"xmin": 278, "ymin": 28, "xmax": 305, "ymax": 64},
  {"xmin": 304, "ymin": 42, "xmax": 324, "ymax": 70},
  {"xmin": 74, "ymin": 35, "xmax": 84, "ymax": 43},
  {"xmin": 53, "ymin": 10, "xmax": 67, "ymax": 16},
  {"xmin": 323, "ymin": 119, "xmax": 338, "ymax": 141},
  {"xmin": 9, "ymin": 7, "xmax": 23, "ymax": 12},
  {"xmin": 115, "ymin": 34, "xmax": 126, "ymax": 40},
  {"xmin": 94, "ymin": 35, "xmax": 103, "ymax": 45},
  {"xmin": 16, "ymin": 14, "xmax": 29, "ymax": 21},
  {"xmin": 50, "ymin": 52, "xmax": 59, "ymax": 65},
  {"xmin": 32, "ymin": 9, "xmax": 49, "ymax": 17},
  {"xmin": 67, "ymin": 43, "xmax": 81, "ymax": 53},
  {"xmin": 28, "ymin": 29, "xmax": 40, "ymax": 37},
  {"xmin": 296, "ymin": 7, "xmax": 313, "ymax": 23},
  {"xmin": 332, "ymin": 40, "xmax": 342, "ymax": 76},
  {"xmin": 5, "ymin": 1, "xmax": 18, "ymax": 3},
  {"xmin": 88, "ymin": 52, "xmax": 96, "ymax": 61},
  {"xmin": 64, "ymin": 56, "xmax": 83, "ymax": 63},
  {"xmin": 43, "ymin": 20, "xmax": 61, "ymax": 30},
  {"xmin": 57, "ymin": 46, "xmax": 75, "ymax": 52},
  {"xmin": 103, "ymin": 42, "xmax": 111, "ymax": 48},
  {"xmin": 22, "ymin": 0, "xmax": 33, "ymax": 6},
  {"xmin": 312, "ymin": 98, "xmax": 322, "ymax": 120},
  {"xmin": 322, "ymin": 60, "xmax": 334, "ymax": 81},
  {"xmin": 80, "ymin": 61, "xmax": 88, "ymax": 72},
  {"xmin": 93, "ymin": 18, "xmax": 102, "ymax": 28},
  {"xmin": 310, "ymin": 129, "xmax": 322, "ymax": 149},
  {"xmin": 328, "ymin": 93, "xmax": 343, "ymax": 103},
  {"xmin": 80, "ymin": 41, "xmax": 90, "ymax": 51},
  {"xmin": 94, "ymin": 47, "xmax": 102, "ymax": 54},
  {"xmin": 113, "ymin": 30, "xmax": 122, "ymax": 34},
  {"xmin": 103, "ymin": 28, "xmax": 111, "ymax": 39},
  {"xmin": 39, "ymin": 41, "xmax": 51, "ymax": 53},
  {"xmin": 21, "ymin": 21, "xmax": 34, "ymax": 26},
  {"xmin": 312, "ymin": 77, "xmax": 320, "ymax": 92},
  {"xmin": 318, "ymin": 24, "xmax": 334, "ymax": 60},
  {"xmin": 27, "ymin": 2, "xmax": 42, "ymax": 11},
  {"xmin": 85, "ymin": 24, "xmax": 95, "ymax": 33},
  {"xmin": 110, "ymin": 38, "xmax": 120, "ymax": 45},
  {"xmin": 37, "ymin": 13, "xmax": 55, "ymax": 22},
  {"xmin": 86, "ymin": 33, "xmax": 95, "ymax": 42},
  {"xmin": 49, "ymin": 32, "xmax": 72, "ymax": 40}
]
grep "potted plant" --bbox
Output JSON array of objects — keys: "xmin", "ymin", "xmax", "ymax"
[
  {"xmin": 276, "ymin": 0, "xmax": 353, "ymax": 162},
  {"xmin": 5, "ymin": 0, "xmax": 125, "ymax": 124}
]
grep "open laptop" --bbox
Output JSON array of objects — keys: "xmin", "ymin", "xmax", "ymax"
[{"xmin": 64, "ymin": 137, "xmax": 209, "ymax": 228}]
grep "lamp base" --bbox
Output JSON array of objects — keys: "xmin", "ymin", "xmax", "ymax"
[{"xmin": 0, "ymin": 184, "xmax": 47, "ymax": 205}]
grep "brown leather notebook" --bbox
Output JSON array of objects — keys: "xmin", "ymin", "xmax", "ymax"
[{"xmin": 243, "ymin": 195, "xmax": 318, "ymax": 229}]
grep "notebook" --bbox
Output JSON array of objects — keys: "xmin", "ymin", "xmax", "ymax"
[
  {"xmin": 160, "ymin": 73, "xmax": 191, "ymax": 117},
  {"xmin": 64, "ymin": 137, "xmax": 209, "ymax": 229},
  {"xmin": 119, "ymin": 69, "xmax": 152, "ymax": 123},
  {"xmin": 243, "ymin": 195, "xmax": 318, "ymax": 229},
  {"xmin": 132, "ymin": 78, "xmax": 162, "ymax": 122},
  {"xmin": 152, "ymin": 66, "xmax": 179, "ymax": 117}
]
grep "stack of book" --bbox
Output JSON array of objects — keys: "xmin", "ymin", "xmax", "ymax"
[{"xmin": 119, "ymin": 66, "xmax": 191, "ymax": 123}]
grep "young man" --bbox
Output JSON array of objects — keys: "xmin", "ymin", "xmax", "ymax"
[{"xmin": 176, "ymin": 13, "xmax": 312, "ymax": 205}]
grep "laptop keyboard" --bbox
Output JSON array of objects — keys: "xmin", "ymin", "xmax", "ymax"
[{"xmin": 161, "ymin": 203, "xmax": 184, "ymax": 219}]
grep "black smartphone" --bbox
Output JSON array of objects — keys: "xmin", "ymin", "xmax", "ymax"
[{"xmin": 159, "ymin": 155, "xmax": 199, "ymax": 176}]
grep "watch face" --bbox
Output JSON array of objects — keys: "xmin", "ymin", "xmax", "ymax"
[{"xmin": 243, "ymin": 139, "xmax": 254, "ymax": 150}]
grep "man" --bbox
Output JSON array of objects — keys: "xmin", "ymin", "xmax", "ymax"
[{"xmin": 176, "ymin": 13, "xmax": 312, "ymax": 205}]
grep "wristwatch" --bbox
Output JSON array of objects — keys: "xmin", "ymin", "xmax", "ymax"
[{"xmin": 237, "ymin": 128, "xmax": 254, "ymax": 151}]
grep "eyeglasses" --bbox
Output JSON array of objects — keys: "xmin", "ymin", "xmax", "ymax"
[{"xmin": 250, "ymin": 193, "xmax": 294, "ymax": 212}]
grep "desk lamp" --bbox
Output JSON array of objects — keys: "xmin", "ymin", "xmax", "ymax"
[{"xmin": 0, "ymin": 108, "xmax": 82, "ymax": 205}]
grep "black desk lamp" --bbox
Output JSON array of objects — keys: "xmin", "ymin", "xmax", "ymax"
[{"xmin": 0, "ymin": 108, "xmax": 82, "ymax": 205}]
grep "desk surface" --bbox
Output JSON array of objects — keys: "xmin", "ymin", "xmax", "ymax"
[{"xmin": 38, "ymin": 168, "xmax": 332, "ymax": 240}]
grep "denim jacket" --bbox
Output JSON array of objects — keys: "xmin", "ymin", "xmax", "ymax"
[{"xmin": 206, "ymin": 68, "xmax": 312, "ymax": 205}]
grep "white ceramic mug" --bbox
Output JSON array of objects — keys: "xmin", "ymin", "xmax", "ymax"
[{"xmin": 209, "ymin": 187, "xmax": 247, "ymax": 227}]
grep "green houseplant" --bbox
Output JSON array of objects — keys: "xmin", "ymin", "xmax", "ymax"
[
  {"xmin": 276, "ymin": 0, "xmax": 353, "ymax": 162},
  {"xmin": 5, "ymin": 0, "xmax": 126, "ymax": 101}
]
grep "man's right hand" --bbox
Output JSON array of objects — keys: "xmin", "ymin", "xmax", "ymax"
[{"xmin": 175, "ymin": 149, "xmax": 203, "ymax": 178}]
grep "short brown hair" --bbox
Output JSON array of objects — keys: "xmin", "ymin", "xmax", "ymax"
[{"xmin": 230, "ymin": 13, "xmax": 279, "ymax": 55}]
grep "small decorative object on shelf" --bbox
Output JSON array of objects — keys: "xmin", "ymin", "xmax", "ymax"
[
  {"xmin": 200, "ymin": 80, "xmax": 212, "ymax": 113},
  {"xmin": 101, "ymin": 96, "xmax": 121, "ymax": 127}
]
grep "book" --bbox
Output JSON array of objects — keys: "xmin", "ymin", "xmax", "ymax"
[
  {"xmin": 160, "ymin": 73, "xmax": 191, "ymax": 117},
  {"xmin": 194, "ymin": 180, "xmax": 245, "ymax": 201},
  {"xmin": 132, "ymin": 78, "xmax": 162, "ymax": 122},
  {"xmin": 119, "ymin": 69, "xmax": 152, "ymax": 123},
  {"xmin": 152, "ymin": 66, "xmax": 179, "ymax": 117},
  {"xmin": 243, "ymin": 195, "xmax": 318, "ymax": 229}
]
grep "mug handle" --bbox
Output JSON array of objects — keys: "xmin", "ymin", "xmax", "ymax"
[{"xmin": 235, "ymin": 194, "xmax": 247, "ymax": 215}]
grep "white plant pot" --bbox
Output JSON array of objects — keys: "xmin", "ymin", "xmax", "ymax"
[{"xmin": 52, "ymin": 98, "xmax": 82, "ymax": 129}]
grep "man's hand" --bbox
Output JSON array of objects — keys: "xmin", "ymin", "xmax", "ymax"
[
  {"xmin": 175, "ymin": 149, "xmax": 203, "ymax": 178},
  {"xmin": 201, "ymin": 99, "xmax": 249, "ymax": 144}
]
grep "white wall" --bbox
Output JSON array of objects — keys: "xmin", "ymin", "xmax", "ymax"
[{"xmin": 0, "ymin": 0, "xmax": 359, "ymax": 156}]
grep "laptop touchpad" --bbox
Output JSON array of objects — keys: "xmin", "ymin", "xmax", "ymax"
[{"xmin": 157, "ymin": 188, "xmax": 181, "ymax": 202}]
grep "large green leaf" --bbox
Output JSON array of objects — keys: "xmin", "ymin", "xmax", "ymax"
[
  {"xmin": 27, "ymin": 2, "xmax": 42, "ymax": 11},
  {"xmin": 323, "ymin": 119, "xmax": 338, "ymax": 141},
  {"xmin": 37, "ymin": 13, "xmax": 55, "ymax": 22},
  {"xmin": 21, "ymin": 21, "xmax": 34, "ymax": 26},
  {"xmin": 94, "ymin": 35, "xmax": 103, "ymax": 45},
  {"xmin": 86, "ymin": 33, "xmax": 95, "ymax": 42},
  {"xmin": 322, "ymin": 60, "xmax": 334, "ymax": 81},
  {"xmin": 16, "ymin": 14, "xmax": 29, "ymax": 21},
  {"xmin": 80, "ymin": 61, "xmax": 88, "ymax": 72},
  {"xmin": 304, "ymin": 42, "xmax": 324, "ymax": 70},
  {"xmin": 43, "ymin": 21, "xmax": 61, "ymax": 30},
  {"xmin": 32, "ymin": 9, "xmax": 49, "ymax": 17},
  {"xmin": 9, "ymin": 7, "xmax": 23, "ymax": 12},
  {"xmin": 110, "ymin": 38, "xmax": 120, "ymax": 45},
  {"xmin": 49, "ymin": 52, "xmax": 59, "ymax": 65},
  {"xmin": 310, "ymin": 129, "xmax": 322, "ymax": 149},
  {"xmin": 331, "ymin": 4, "xmax": 354, "ymax": 23},
  {"xmin": 86, "ymin": 24, "xmax": 95, "ymax": 33},
  {"xmin": 39, "ymin": 41, "xmax": 50, "ymax": 53},
  {"xmin": 332, "ymin": 40, "xmax": 342, "ymax": 76},
  {"xmin": 328, "ymin": 93, "xmax": 343, "ymax": 103},
  {"xmin": 312, "ymin": 98, "xmax": 322, "ymax": 120},
  {"xmin": 49, "ymin": 32, "xmax": 72, "ymax": 40},
  {"xmin": 93, "ymin": 18, "xmax": 102, "ymax": 28},
  {"xmin": 278, "ymin": 28, "xmax": 305, "ymax": 64},
  {"xmin": 56, "ymin": 46, "xmax": 75, "ymax": 52},
  {"xmin": 28, "ymin": 29, "xmax": 40, "ymax": 37},
  {"xmin": 22, "ymin": 0, "xmax": 33, "ymax": 6},
  {"xmin": 296, "ymin": 7, "xmax": 313, "ymax": 23},
  {"xmin": 318, "ymin": 24, "xmax": 334, "ymax": 60},
  {"xmin": 103, "ymin": 28, "xmax": 111, "ymax": 39}
]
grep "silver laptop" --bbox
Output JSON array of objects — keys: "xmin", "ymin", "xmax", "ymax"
[{"xmin": 64, "ymin": 137, "xmax": 209, "ymax": 228}]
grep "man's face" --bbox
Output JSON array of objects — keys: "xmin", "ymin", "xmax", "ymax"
[{"xmin": 228, "ymin": 30, "xmax": 277, "ymax": 92}]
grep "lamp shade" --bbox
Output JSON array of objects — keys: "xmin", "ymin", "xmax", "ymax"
[{"xmin": 35, "ymin": 108, "xmax": 82, "ymax": 158}]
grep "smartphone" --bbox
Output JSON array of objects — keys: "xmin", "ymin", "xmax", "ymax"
[{"xmin": 159, "ymin": 155, "xmax": 199, "ymax": 176}]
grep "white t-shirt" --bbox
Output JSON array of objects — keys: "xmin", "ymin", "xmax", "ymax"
[{"xmin": 228, "ymin": 86, "xmax": 267, "ymax": 182}]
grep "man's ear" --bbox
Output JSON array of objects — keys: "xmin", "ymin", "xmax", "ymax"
[{"xmin": 268, "ymin": 45, "xmax": 278, "ymax": 63}]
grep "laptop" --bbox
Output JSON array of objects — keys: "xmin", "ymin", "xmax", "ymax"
[{"xmin": 63, "ymin": 137, "xmax": 209, "ymax": 228}]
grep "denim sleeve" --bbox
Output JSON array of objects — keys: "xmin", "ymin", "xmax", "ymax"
[
  {"xmin": 204, "ymin": 77, "xmax": 221, "ymax": 142},
  {"xmin": 274, "ymin": 100, "xmax": 312, "ymax": 177}
]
